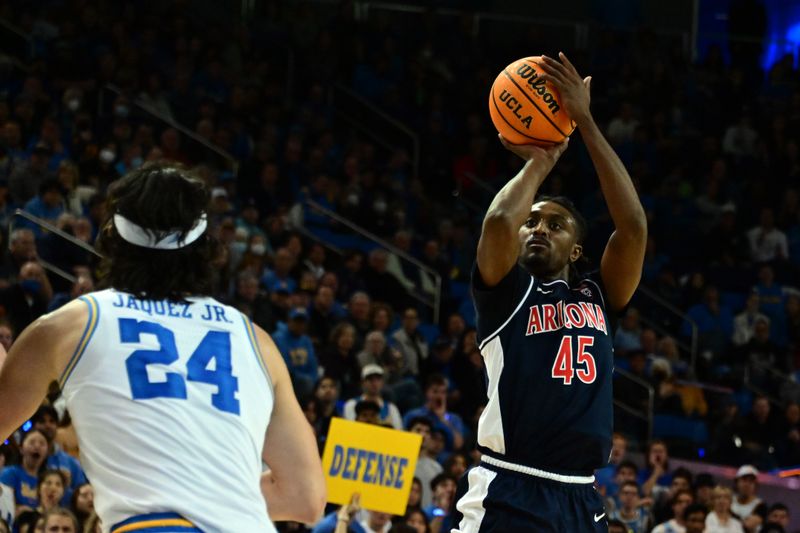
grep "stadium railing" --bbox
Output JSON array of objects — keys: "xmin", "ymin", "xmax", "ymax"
[
  {"xmin": 331, "ymin": 83, "xmax": 420, "ymax": 180},
  {"xmin": 10, "ymin": 210, "xmax": 102, "ymax": 284},
  {"xmin": 613, "ymin": 366, "xmax": 654, "ymax": 443},
  {"xmin": 100, "ymin": 84, "xmax": 240, "ymax": 178},
  {"xmin": 303, "ymin": 198, "xmax": 442, "ymax": 324}
]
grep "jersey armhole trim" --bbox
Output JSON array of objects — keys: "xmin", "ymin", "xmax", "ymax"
[
  {"xmin": 241, "ymin": 314, "xmax": 275, "ymax": 398},
  {"xmin": 58, "ymin": 295, "xmax": 100, "ymax": 388},
  {"xmin": 478, "ymin": 277, "xmax": 534, "ymax": 351},
  {"xmin": 584, "ymin": 279, "xmax": 607, "ymax": 310}
]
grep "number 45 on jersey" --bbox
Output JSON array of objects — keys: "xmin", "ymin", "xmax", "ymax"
[{"xmin": 551, "ymin": 335, "xmax": 597, "ymax": 385}]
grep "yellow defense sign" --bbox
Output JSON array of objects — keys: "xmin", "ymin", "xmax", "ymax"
[{"xmin": 322, "ymin": 418, "xmax": 423, "ymax": 515}]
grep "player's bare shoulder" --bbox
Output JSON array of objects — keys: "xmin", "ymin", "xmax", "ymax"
[{"xmin": 27, "ymin": 296, "xmax": 94, "ymax": 374}]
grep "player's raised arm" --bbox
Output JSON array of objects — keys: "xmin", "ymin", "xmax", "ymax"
[
  {"xmin": 477, "ymin": 138, "xmax": 568, "ymax": 287},
  {"xmin": 537, "ymin": 53, "xmax": 647, "ymax": 310},
  {"xmin": 254, "ymin": 324, "xmax": 326, "ymax": 524},
  {"xmin": 0, "ymin": 300, "xmax": 87, "ymax": 440}
]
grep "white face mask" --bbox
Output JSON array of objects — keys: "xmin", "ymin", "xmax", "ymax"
[
  {"xmin": 250, "ymin": 243, "xmax": 267, "ymax": 256},
  {"xmin": 99, "ymin": 149, "xmax": 116, "ymax": 163}
]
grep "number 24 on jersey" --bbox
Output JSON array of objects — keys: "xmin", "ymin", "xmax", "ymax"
[{"xmin": 120, "ymin": 318, "xmax": 241, "ymax": 415}]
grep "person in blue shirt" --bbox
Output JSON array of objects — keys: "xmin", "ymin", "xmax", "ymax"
[
  {"xmin": 0, "ymin": 429, "xmax": 48, "ymax": 511},
  {"xmin": 423, "ymin": 473, "xmax": 457, "ymax": 533},
  {"xmin": 31, "ymin": 406, "xmax": 86, "ymax": 505},
  {"xmin": 403, "ymin": 374, "xmax": 465, "ymax": 452},
  {"xmin": 681, "ymin": 285, "xmax": 734, "ymax": 356},
  {"xmin": 21, "ymin": 179, "xmax": 65, "ymax": 237},
  {"xmin": 273, "ymin": 307, "xmax": 318, "ymax": 401}
]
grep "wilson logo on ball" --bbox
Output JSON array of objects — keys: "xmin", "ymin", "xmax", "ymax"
[{"xmin": 515, "ymin": 64, "xmax": 561, "ymax": 115}]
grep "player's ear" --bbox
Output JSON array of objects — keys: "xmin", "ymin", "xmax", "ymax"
[{"xmin": 570, "ymin": 244, "xmax": 583, "ymax": 263}]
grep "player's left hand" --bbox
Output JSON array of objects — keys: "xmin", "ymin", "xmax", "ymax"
[{"xmin": 535, "ymin": 52, "xmax": 592, "ymax": 127}]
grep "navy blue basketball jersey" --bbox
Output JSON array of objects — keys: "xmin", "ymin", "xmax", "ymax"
[{"xmin": 471, "ymin": 263, "xmax": 614, "ymax": 475}]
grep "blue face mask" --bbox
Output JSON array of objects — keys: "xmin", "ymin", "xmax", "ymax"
[{"xmin": 20, "ymin": 279, "xmax": 41, "ymax": 294}]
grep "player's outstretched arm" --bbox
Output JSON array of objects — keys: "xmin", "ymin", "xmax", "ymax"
[
  {"xmin": 0, "ymin": 300, "xmax": 88, "ymax": 440},
  {"xmin": 478, "ymin": 137, "xmax": 568, "ymax": 287},
  {"xmin": 537, "ymin": 53, "xmax": 647, "ymax": 309},
  {"xmin": 254, "ymin": 324, "xmax": 326, "ymax": 524}
]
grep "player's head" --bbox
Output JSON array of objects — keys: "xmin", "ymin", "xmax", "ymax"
[
  {"xmin": 96, "ymin": 162, "xmax": 219, "ymax": 301},
  {"xmin": 518, "ymin": 195, "xmax": 587, "ymax": 280}
]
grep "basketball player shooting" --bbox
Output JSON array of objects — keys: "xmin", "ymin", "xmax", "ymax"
[
  {"xmin": 453, "ymin": 53, "xmax": 647, "ymax": 532},
  {"xmin": 0, "ymin": 165, "xmax": 326, "ymax": 532}
]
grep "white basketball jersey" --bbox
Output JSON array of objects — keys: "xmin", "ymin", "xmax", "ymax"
[{"xmin": 60, "ymin": 289, "xmax": 275, "ymax": 533}]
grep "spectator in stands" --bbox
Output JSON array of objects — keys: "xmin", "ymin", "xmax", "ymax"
[
  {"xmin": 392, "ymin": 307, "xmax": 429, "ymax": 377},
  {"xmin": 737, "ymin": 318, "xmax": 789, "ymax": 396},
  {"xmin": 69, "ymin": 483, "xmax": 93, "ymax": 533},
  {"xmin": 607, "ymin": 519, "xmax": 627, "ymax": 533},
  {"xmin": 0, "ymin": 322, "xmax": 14, "ymax": 353},
  {"xmin": 369, "ymin": 303, "xmax": 393, "ymax": 337},
  {"xmin": 615, "ymin": 350, "xmax": 650, "ymax": 412},
  {"xmin": 0, "ymin": 229, "xmax": 37, "ymax": 282},
  {"xmin": 615, "ymin": 307, "xmax": 643, "ymax": 356},
  {"xmin": 0, "ymin": 429, "xmax": 48, "ymax": 511},
  {"xmin": 706, "ymin": 485, "xmax": 744, "ymax": 533},
  {"xmin": 605, "ymin": 460, "xmax": 639, "ymax": 512},
  {"xmin": 753, "ymin": 265, "xmax": 788, "ymax": 345},
  {"xmin": 273, "ymin": 307, "xmax": 317, "ymax": 401},
  {"xmin": 342, "ymin": 364, "xmax": 402, "ymax": 429},
  {"xmin": 31, "ymin": 406, "xmax": 85, "ymax": 501},
  {"xmin": 731, "ymin": 465, "xmax": 766, "ymax": 532},
  {"xmin": 682, "ymin": 285, "xmax": 734, "ymax": 358},
  {"xmin": 0, "ymin": 261, "xmax": 52, "ymax": 334},
  {"xmin": 230, "ymin": 271, "xmax": 275, "ymax": 333},
  {"xmin": 423, "ymin": 473, "xmax": 456, "ymax": 533},
  {"xmin": 684, "ymin": 504, "xmax": 709, "ymax": 533},
  {"xmin": 738, "ymin": 397, "xmax": 781, "ymax": 468},
  {"xmin": 337, "ymin": 251, "xmax": 367, "ymax": 301},
  {"xmin": 357, "ymin": 331, "xmax": 392, "ymax": 370},
  {"xmin": 747, "ymin": 208, "xmax": 788, "ymax": 264},
  {"xmin": 402, "ymin": 508, "xmax": 429, "ymax": 533},
  {"xmin": 0, "ymin": 482, "xmax": 11, "ymax": 530},
  {"xmin": 302, "ymin": 243, "xmax": 326, "ymax": 281},
  {"xmin": 261, "ymin": 247, "xmax": 297, "ymax": 295},
  {"xmin": 36, "ymin": 470, "xmax": 65, "ymax": 514},
  {"xmin": 422, "ymin": 337, "xmax": 456, "ymax": 383},
  {"xmin": 41, "ymin": 507, "xmax": 78, "ymax": 533},
  {"xmin": 733, "ymin": 291, "xmax": 770, "ymax": 346},
  {"xmin": 639, "ymin": 440, "xmax": 673, "ymax": 499},
  {"xmin": 403, "ymin": 374, "xmax": 465, "ymax": 452},
  {"xmin": 362, "ymin": 248, "xmax": 408, "ymax": 311},
  {"xmin": 9, "ymin": 142, "xmax": 53, "ymax": 205},
  {"xmin": 651, "ymin": 489, "xmax": 694, "ymax": 533},
  {"xmin": 609, "ymin": 480, "xmax": 651, "ymax": 533},
  {"xmin": 21, "ymin": 180, "xmax": 64, "ymax": 237},
  {"xmin": 409, "ymin": 417, "xmax": 442, "ymax": 509},
  {"xmin": 692, "ymin": 473, "xmax": 715, "ymax": 508},
  {"xmin": 406, "ymin": 478, "xmax": 423, "ymax": 513},
  {"xmin": 308, "ymin": 285, "xmax": 342, "ymax": 351},
  {"xmin": 346, "ymin": 291, "xmax": 372, "ymax": 348},
  {"xmin": 353, "ymin": 400, "xmax": 381, "ymax": 425},
  {"xmin": 652, "ymin": 467, "xmax": 693, "ymax": 525},
  {"xmin": 776, "ymin": 402, "xmax": 800, "ymax": 467},
  {"xmin": 47, "ymin": 275, "xmax": 94, "ymax": 312},
  {"xmin": 320, "ymin": 323, "xmax": 361, "ymax": 398},
  {"xmin": 764, "ymin": 503, "xmax": 790, "ymax": 532},
  {"xmin": 596, "ymin": 433, "xmax": 628, "ymax": 496},
  {"xmin": 311, "ymin": 376, "xmax": 340, "ymax": 450}
]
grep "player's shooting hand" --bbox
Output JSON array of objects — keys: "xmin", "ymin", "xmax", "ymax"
[
  {"xmin": 498, "ymin": 134, "xmax": 568, "ymax": 171},
  {"xmin": 535, "ymin": 52, "xmax": 592, "ymax": 127}
]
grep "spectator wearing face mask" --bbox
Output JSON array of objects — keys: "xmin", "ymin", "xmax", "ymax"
[{"xmin": 0, "ymin": 261, "xmax": 52, "ymax": 333}]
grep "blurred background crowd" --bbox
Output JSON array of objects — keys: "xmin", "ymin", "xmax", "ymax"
[{"xmin": 0, "ymin": 0, "xmax": 798, "ymax": 532}]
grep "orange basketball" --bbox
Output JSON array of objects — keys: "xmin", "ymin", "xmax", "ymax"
[{"xmin": 489, "ymin": 56, "xmax": 575, "ymax": 146}]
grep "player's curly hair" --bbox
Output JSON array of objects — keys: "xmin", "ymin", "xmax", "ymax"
[{"xmin": 96, "ymin": 162, "xmax": 221, "ymax": 302}]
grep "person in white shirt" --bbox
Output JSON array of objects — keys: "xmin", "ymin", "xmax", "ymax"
[
  {"xmin": 342, "ymin": 364, "xmax": 403, "ymax": 429},
  {"xmin": 705, "ymin": 485, "xmax": 744, "ymax": 533},
  {"xmin": 730, "ymin": 465, "xmax": 764, "ymax": 532},
  {"xmin": 732, "ymin": 292, "xmax": 770, "ymax": 346},
  {"xmin": 747, "ymin": 208, "xmax": 789, "ymax": 263}
]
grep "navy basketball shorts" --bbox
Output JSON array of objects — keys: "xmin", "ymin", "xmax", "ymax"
[{"xmin": 450, "ymin": 460, "xmax": 608, "ymax": 533}]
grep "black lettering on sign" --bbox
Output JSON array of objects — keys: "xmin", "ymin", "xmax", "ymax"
[{"xmin": 515, "ymin": 63, "xmax": 561, "ymax": 115}]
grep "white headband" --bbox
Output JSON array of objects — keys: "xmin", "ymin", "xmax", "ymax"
[{"xmin": 113, "ymin": 213, "xmax": 208, "ymax": 250}]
